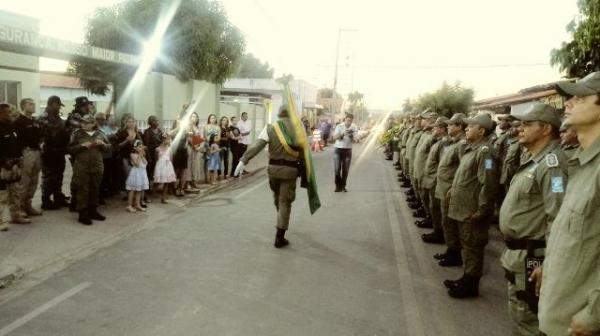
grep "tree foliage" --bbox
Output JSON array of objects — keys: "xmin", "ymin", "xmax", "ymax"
[
  {"xmin": 317, "ymin": 88, "xmax": 343, "ymax": 99},
  {"xmin": 551, "ymin": 0, "xmax": 600, "ymax": 78},
  {"xmin": 347, "ymin": 91, "xmax": 366, "ymax": 117},
  {"xmin": 236, "ymin": 53, "xmax": 274, "ymax": 78},
  {"xmin": 415, "ymin": 82, "xmax": 474, "ymax": 118},
  {"xmin": 69, "ymin": 0, "xmax": 245, "ymax": 95}
]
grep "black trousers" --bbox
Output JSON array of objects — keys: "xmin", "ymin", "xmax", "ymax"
[
  {"xmin": 41, "ymin": 153, "xmax": 66, "ymax": 201},
  {"xmin": 334, "ymin": 148, "xmax": 352, "ymax": 188},
  {"xmin": 230, "ymin": 142, "xmax": 242, "ymax": 177}
]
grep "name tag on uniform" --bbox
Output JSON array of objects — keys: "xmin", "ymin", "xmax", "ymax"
[
  {"xmin": 551, "ymin": 176, "xmax": 564, "ymax": 193},
  {"xmin": 485, "ymin": 159, "xmax": 493, "ymax": 170}
]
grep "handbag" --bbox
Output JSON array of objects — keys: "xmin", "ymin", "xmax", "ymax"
[{"xmin": 0, "ymin": 159, "xmax": 22, "ymax": 183}]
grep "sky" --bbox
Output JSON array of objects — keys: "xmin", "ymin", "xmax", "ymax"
[{"xmin": 0, "ymin": 0, "xmax": 580, "ymax": 110}]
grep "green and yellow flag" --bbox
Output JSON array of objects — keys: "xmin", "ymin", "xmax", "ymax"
[{"xmin": 277, "ymin": 76, "xmax": 321, "ymax": 214}]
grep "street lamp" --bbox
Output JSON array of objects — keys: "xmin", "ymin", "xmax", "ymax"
[{"xmin": 332, "ymin": 28, "xmax": 358, "ymax": 118}]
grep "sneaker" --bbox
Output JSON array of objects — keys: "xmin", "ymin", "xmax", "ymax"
[
  {"xmin": 126, "ymin": 206, "xmax": 137, "ymax": 213},
  {"xmin": 135, "ymin": 206, "xmax": 147, "ymax": 212}
]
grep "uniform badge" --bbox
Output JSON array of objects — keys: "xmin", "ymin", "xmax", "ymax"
[
  {"xmin": 485, "ymin": 159, "xmax": 493, "ymax": 170},
  {"xmin": 551, "ymin": 176, "xmax": 564, "ymax": 193},
  {"xmin": 545, "ymin": 153, "xmax": 559, "ymax": 168}
]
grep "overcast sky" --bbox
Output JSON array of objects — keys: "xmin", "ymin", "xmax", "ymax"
[{"xmin": 1, "ymin": 0, "xmax": 580, "ymax": 109}]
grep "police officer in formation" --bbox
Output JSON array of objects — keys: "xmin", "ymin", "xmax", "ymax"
[
  {"xmin": 68, "ymin": 114, "xmax": 109, "ymax": 225},
  {"xmin": 39, "ymin": 95, "xmax": 70, "ymax": 210},
  {"xmin": 392, "ymin": 71, "xmax": 600, "ymax": 336},
  {"xmin": 499, "ymin": 103, "xmax": 567, "ymax": 335}
]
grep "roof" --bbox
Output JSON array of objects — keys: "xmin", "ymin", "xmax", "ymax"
[
  {"xmin": 475, "ymin": 89, "xmax": 558, "ymax": 110},
  {"xmin": 40, "ymin": 72, "xmax": 81, "ymax": 89},
  {"xmin": 474, "ymin": 79, "xmax": 574, "ymax": 110}
]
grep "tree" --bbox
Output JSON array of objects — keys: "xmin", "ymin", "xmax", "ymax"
[
  {"xmin": 317, "ymin": 88, "xmax": 341, "ymax": 99},
  {"xmin": 551, "ymin": 0, "xmax": 600, "ymax": 78},
  {"xmin": 415, "ymin": 82, "xmax": 474, "ymax": 118},
  {"xmin": 69, "ymin": 0, "xmax": 245, "ymax": 95},
  {"xmin": 236, "ymin": 53, "xmax": 274, "ymax": 78},
  {"xmin": 347, "ymin": 91, "xmax": 367, "ymax": 120}
]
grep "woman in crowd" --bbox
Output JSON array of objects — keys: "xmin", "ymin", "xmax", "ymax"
[
  {"xmin": 186, "ymin": 112, "xmax": 205, "ymax": 189},
  {"xmin": 219, "ymin": 116, "xmax": 231, "ymax": 179},
  {"xmin": 114, "ymin": 114, "xmax": 142, "ymax": 196},
  {"xmin": 171, "ymin": 106, "xmax": 191, "ymax": 197}
]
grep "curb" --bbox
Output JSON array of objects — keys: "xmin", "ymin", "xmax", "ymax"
[{"xmin": 0, "ymin": 166, "xmax": 267, "ymax": 294}]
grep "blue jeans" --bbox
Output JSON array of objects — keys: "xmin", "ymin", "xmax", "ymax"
[{"xmin": 334, "ymin": 148, "xmax": 352, "ymax": 189}]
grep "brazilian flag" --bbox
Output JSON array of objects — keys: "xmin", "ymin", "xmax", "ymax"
[{"xmin": 277, "ymin": 76, "xmax": 321, "ymax": 214}]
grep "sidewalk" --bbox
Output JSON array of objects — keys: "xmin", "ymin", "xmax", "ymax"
[{"xmin": 0, "ymin": 151, "xmax": 268, "ymax": 292}]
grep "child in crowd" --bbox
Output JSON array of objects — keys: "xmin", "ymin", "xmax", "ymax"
[
  {"xmin": 153, "ymin": 134, "xmax": 177, "ymax": 203},
  {"xmin": 125, "ymin": 140, "xmax": 149, "ymax": 213},
  {"xmin": 207, "ymin": 134, "xmax": 221, "ymax": 185}
]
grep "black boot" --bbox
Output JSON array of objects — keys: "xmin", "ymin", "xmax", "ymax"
[
  {"xmin": 69, "ymin": 193, "xmax": 78, "ymax": 212},
  {"xmin": 400, "ymin": 181, "xmax": 411, "ymax": 188},
  {"xmin": 422, "ymin": 230, "xmax": 445, "ymax": 244},
  {"xmin": 393, "ymin": 161, "xmax": 401, "ymax": 167},
  {"xmin": 55, "ymin": 194, "xmax": 70, "ymax": 208},
  {"xmin": 434, "ymin": 249, "xmax": 450, "ymax": 260},
  {"xmin": 404, "ymin": 189, "xmax": 415, "ymax": 196},
  {"xmin": 41, "ymin": 197, "xmax": 59, "ymax": 210},
  {"xmin": 274, "ymin": 228, "xmax": 289, "ymax": 248},
  {"xmin": 406, "ymin": 196, "xmax": 418, "ymax": 203},
  {"xmin": 78, "ymin": 208, "xmax": 92, "ymax": 225},
  {"xmin": 89, "ymin": 208, "xmax": 106, "ymax": 221},
  {"xmin": 415, "ymin": 218, "xmax": 433, "ymax": 228},
  {"xmin": 413, "ymin": 208, "xmax": 427, "ymax": 218},
  {"xmin": 439, "ymin": 250, "xmax": 463, "ymax": 267},
  {"xmin": 444, "ymin": 274, "xmax": 466, "ymax": 289},
  {"xmin": 448, "ymin": 274, "xmax": 479, "ymax": 298},
  {"xmin": 408, "ymin": 202, "xmax": 422, "ymax": 210}
]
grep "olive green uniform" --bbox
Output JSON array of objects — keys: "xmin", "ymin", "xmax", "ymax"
[
  {"xmin": 448, "ymin": 140, "xmax": 498, "ymax": 278},
  {"xmin": 241, "ymin": 118, "xmax": 300, "ymax": 230},
  {"xmin": 499, "ymin": 141, "xmax": 567, "ymax": 336},
  {"xmin": 539, "ymin": 137, "xmax": 600, "ymax": 335},
  {"xmin": 68, "ymin": 129, "xmax": 109, "ymax": 211},
  {"xmin": 500, "ymin": 137, "xmax": 522, "ymax": 187},
  {"xmin": 435, "ymin": 135, "xmax": 466, "ymax": 250},
  {"xmin": 406, "ymin": 129, "xmax": 424, "ymax": 191},
  {"xmin": 560, "ymin": 143, "xmax": 579, "ymax": 160},
  {"xmin": 422, "ymin": 135, "xmax": 444, "ymax": 231},
  {"xmin": 400, "ymin": 127, "xmax": 413, "ymax": 175},
  {"xmin": 414, "ymin": 131, "xmax": 434, "ymax": 212}
]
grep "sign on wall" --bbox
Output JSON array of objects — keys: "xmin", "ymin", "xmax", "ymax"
[{"xmin": 0, "ymin": 24, "xmax": 140, "ymax": 66}]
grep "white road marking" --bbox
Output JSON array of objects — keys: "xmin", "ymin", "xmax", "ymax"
[
  {"xmin": 0, "ymin": 282, "xmax": 92, "ymax": 336},
  {"xmin": 234, "ymin": 179, "xmax": 268, "ymax": 200},
  {"xmin": 381, "ymin": 165, "xmax": 426, "ymax": 336}
]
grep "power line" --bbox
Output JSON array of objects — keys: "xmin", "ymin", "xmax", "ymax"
[{"xmin": 315, "ymin": 62, "xmax": 550, "ymax": 70}]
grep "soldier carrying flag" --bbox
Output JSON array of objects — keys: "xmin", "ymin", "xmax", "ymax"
[{"xmin": 234, "ymin": 76, "xmax": 321, "ymax": 248}]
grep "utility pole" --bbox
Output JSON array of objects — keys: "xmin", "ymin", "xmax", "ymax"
[{"xmin": 332, "ymin": 28, "xmax": 357, "ymax": 119}]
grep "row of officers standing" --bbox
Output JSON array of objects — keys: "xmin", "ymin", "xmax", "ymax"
[
  {"xmin": 0, "ymin": 95, "xmax": 109, "ymax": 228},
  {"xmin": 392, "ymin": 72, "xmax": 600, "ymax": 336}
]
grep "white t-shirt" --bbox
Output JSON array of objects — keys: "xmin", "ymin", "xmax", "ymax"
[
  {"xmin": 334, "ymin": 123, "xmax": 358, "ymax": 149},
  {"xmin": 238, "ymin": 119, "xmax": 252, "ymax": 145}
]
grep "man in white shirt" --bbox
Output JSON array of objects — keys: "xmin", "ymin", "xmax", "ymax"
[
  {"xmin": 237, "ymin": 112, "xmax": 252, "ymax": 175},
  {"xmin": 333, "ymin": 113, "xmax": 359, "ymax": 192}
]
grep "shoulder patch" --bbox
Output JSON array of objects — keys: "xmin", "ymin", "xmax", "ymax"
[
  {"xmin": 460, "ymin": 139, "xmax": 467, "ymax": 145},
  {"xmin": 481, "ymin": 145, "xmax": 489, "ymax": 153},
  {"xmin": 545, "ymin": 153, "xmax": 559, "ymax": 168}
]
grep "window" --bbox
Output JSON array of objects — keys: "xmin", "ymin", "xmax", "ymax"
[{"xmin": 0, "ymin": 81, "xmax": 19, "ymax": 108}]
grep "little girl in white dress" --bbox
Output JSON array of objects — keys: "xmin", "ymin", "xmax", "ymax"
[
  {"xmin": 126, "ymin": 140, "xmax": 149, "ymax": 213},
  {"xmin": 153, "ymin": 135, "xmax": 177, "ymax": 203}
]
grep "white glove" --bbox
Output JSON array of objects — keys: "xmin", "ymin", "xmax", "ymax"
[{"xmin": 234, "ymin": 162, "xmax": 246, "ymax": 177}]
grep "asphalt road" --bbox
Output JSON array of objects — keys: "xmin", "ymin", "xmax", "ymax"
[{"xmin": 0, "ymin": 141, "xmax": 510, "ymax": 336}]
